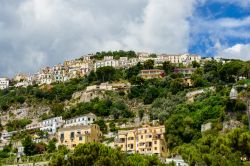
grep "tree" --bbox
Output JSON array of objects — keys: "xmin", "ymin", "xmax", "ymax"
[
  {"xmin": 51, "ymin": 143, "xmax": 125, "ymax": 166},
  {"xmin": 138, "ymin": 109, "xmax": 144, "ymax": 121},
  {"xmin": 149, "ymin": 53, "xmax": 157, "ymax": 58},
  {"xmin": 51, "ymin": 103, "xmax": 64, "ymax": 117},
  {"xmin": 50, "ymin": 143, "xmax": 166, "ymax": 166},
  {"xmin": 191, "ymin": 74, "xmax": 206, "ymax": 87},
  {"xmin": 163, "ymin": 61, "xmax": 174, "ymax": 74},
  {"xmin": 109, "ymin": 121, "xmax": 117, "ymax": 132},
  {"xmin": 144, "ymin": 86, "xmax": 160, "ymax": 104},
  {"xmin": 143, "ymin": 60, "xmax": 154, "ymax": 69},
  {"xmin": 47, "ymin": 139, "xmax": 57, "ymax": 153},
  {"xmin": 22, "ymin": 135, "xmax": 35, "ymax": 156},
  {"xmin": 95, "ymin": 119, "xmax": 107, "ymax": 134},
  {"xmin": 126, "ymin": 62, "xmax": 143, "ymax": 79},
  {"xmin": 169, "ymin": 79, "xmax": 184, "ymax": 94},
  {"xmin": 96, "ymin": 66, "xmax": 116, "ymax": 82},
  {"xmin": 192, "ymin": 61, "xmax": 200, "ymax": 68},
  {"xmin": 6, "ymin": 119, "xmax": 32, "ymax": 132},
  {"xmin": 34, "ymin": 142, "xmax": 46, "ymax": 154}
]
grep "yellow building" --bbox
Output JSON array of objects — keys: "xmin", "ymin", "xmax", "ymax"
[
  {"xmin": 114, "ymin": 125, "xmax": 167, "ymax": 157},
  {"xmin": 58, "ymin": 124, "xmax": 102, "ymax": 149}
]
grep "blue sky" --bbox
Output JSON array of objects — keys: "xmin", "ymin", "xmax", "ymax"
[
  {"xmin": 189, "ymin": 0, "xmax": 250, "ymax": 57},
  {"xmin": 0, "ymin": 0, "xmax": 250, "ymax": 76}
]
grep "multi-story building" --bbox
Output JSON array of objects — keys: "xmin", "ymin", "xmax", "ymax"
[
  {"xmin": 25, "ymin": 122, "xmax": 42, "ymax": 130},
  {"xmin": 94, "ymin": 56, "xmax": 119, "ymax": 70},
  {"xmin": 58, "ymin": 124, "xmax": 102, "ymax": 149},
  {"xmin": 0, "ymin": 78, "xmax": 9, "ymax": 90},
  {"xmin": 64, "ymin": 113, "xmax": 97, "ymax": 128},
  {"xmin": 157, "ymin": 54, "xmax": 201, "ymax": 65},
  {"xmin": 114, "ymin": 125, "xmax": 167, "ymax": 157},
  {"xmin": 52, "ymin": 64, "xmax": 69, "ymax": 82},
  {"xmin": 13, "ymin": 73, "xmax": 29, "ymax": 82},
  {"xmin": 139, "ymin": 69, "xmax": 165, "ymax": 79},
  {"xmin": 174, "ymin": 68, "xmax": 196, "ymax": 76},
  {"xmin": 1, "ymin": 131, "xmax": 17, "ymax": 143},
  {"xmin": 40, "ymin": 116, "xmax": 64, "ymax": 134},
  {"xmin": 37, "ymin": 67, "xmax": 54, "ymax": 85}
]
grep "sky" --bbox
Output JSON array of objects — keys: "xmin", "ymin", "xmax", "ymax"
[{"xmin": 0, "ymin": 0, "xmax": 250, "ymax": 77}]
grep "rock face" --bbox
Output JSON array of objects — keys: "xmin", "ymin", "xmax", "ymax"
[
  {"xmin": 201, "ymin": 122, "xmax": 212, "ymax": 132},
  {"xmin": 223, "ymin": 120, "xmax": 243, "ymax": 131},
  {"xmin": 66, "ymin": 82, "xmax": 131, "ymax": 109},
  {"xmin": 65, "ymin": 90, "xmax": 105, "ymax": 109},
  {"xmin": 0, "ymin": 106, "xmax": 50, "ymax": 125}
]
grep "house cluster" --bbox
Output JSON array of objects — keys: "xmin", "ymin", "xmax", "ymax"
[
  {"xmin": 0, "ymin": 52, "xmax": 201, "ymax": 89},
  {"xmin": 0, "ymin": 111, "xmax": 168, "ymax": 157},
  {"xmin": 114, "ymin": 125, "xmax": 167, "ymax": 157}
]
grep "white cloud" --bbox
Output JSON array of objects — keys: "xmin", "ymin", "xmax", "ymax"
[
  {"xmin": 0, "ymin": 0, "xmax": 197, "ymax": 77},
  {"xmin": 217, "ymin": 44, "xmax": 250, "ymax": 60},
  {"xmin": 124, "ymin": 0, "xmax": 196, "ymax": 53}
]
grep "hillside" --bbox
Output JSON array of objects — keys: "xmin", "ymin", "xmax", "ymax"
[{"xmin": 1, "ymin": 53, "xmax": 250, "ymax": 165}]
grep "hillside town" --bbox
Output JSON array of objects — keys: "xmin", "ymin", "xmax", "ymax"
[
  {"xmin": 0, "ymin": 52, "xmax": 203, "ymax": 90},
  {"xmin": 0, "ymin": 51, "xmax": 247, "ymax": 166}
]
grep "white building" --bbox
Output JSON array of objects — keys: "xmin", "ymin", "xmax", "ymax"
[
  {"xmin": 1, "ymin": 131, "xmax": 17, "ymax": 143},
  {"xmin": 0, "ymin": 78, "xmax": 9, "ymax": 90},
  {"xmin": 26, "ymin": 122, "xmax": 42, "ymax": 130},
  {"xmin": 40, "ymin": 116, "xmax": 64, "ymax": 134},
  {"xmin": 166, "ymin": 156, "xmax": 188, "ymax": 166},
  {"xmin": 64, "ymin": 113, "xmax": 97, "ymax": 127},
  {"xmin": 94, "ymin": 56, "xmax": 119, "ymax": 70},
  {"xmin": 157, "ymin": 54, "xmax": 201, "ymax": 65},
  {"xmin": 14, "ymin": 81, "xmax": 32, "ymax": 88}
]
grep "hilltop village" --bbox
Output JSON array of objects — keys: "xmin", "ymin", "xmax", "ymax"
[{"xmin": 0, "ymin": 51, "xmax": 250, "ymax": 166}]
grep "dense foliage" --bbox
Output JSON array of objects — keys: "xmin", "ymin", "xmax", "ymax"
[
  {"xmin": 50, "ymin": 142, "xmax": 166, "ymax": 166},
  {"xmin": 177, "ymin": 128, "xmax": 250, "ymax": 166},
  {"xmin": 6, "ymin": 119, "xmax": 32, "ymax": 132},
  {"xmin": 91, "ymin": 50, "xmax": 137, "ymax": 60},
  {"xmin": 2, "ymin": 56, "xmax": 250, "ymax": 165}
]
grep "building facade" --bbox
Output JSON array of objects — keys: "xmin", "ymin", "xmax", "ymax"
[
  {"xmin": 114, "ymin": 125, "xmax": 167, "ymax": 157},
  {"xmin": 64, "ymin": 113, "xmax": 97, "ymax": 128},
  {"xmin": 26, "ymin": 122, "xmax": 43, "ymax": 130},
  {"xmin": 174, "ymin": 68, "xmax": 196, "ymax": 76},
  {"xmin": 0, "ymin": 78, "xmax": 9, "ymax": 90},
  {"xmin": 58, "ymin": 124, "xmax": 102, "ymax": 149},
  {"xmin": 139, "ymin": 69, "xmax": 165, "ymax": 79},
  {"xmin": 94, "ymin": 56, "xmax": 119, "ymax": 70},
  {"xmin": 40, "ymin": 116, "xmax": 64, "ymax": 134}
]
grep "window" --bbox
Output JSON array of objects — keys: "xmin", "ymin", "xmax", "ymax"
[
  {"xmin": 154, "ymin": 141, "xmax": 157, "ymax": 144},
  {"xmin": 154, "ymin": 147, "xmax": 157, "ymax": 150},
  {"xmin": 79, "ymin": 136, "xmax": 82, "ymax": 141},
  {"xmin": 141, "ymin": 135, "xmax": 143, "ymax": 139},
  {"xmin": 60, "ymin": 133, "xmax": 64, "ymax": 140},
  {"xmin": 128, "ymin": 137, "xmax": 134, "ymax": 140},
  {"xmin": 70, "ymin": 132, "xmax": 75, "ymax": 139},
  {"xmin": 128, "ymin": 144, "xmax": 134, "ymax": 149}
]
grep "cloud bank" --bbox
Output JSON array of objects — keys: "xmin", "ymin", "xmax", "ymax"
[
  {"xmin": 0, "ymin": 0, "xmax": 196, "ymax": 76},
  {"xmin": 218, "ymin": 44, "xmax": 250, "ymax": 61}
]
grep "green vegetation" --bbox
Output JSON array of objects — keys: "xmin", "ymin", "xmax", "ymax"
[
  {"xmin": 177, "ymin": 128, "xmax": 250, "ymax": 165},
  {"xmin": 50, "ymin": 142, "xmax": 166, "ymax": 166},
  {"xmin": 92, "ymin": 50, "xmax": 137, "ymax": 60},
  {"xmin": 6, "ymin": 119, "xmax": 32, "ymax": 132},
  {"xmin": 2, "ymin": 55, "xmax": 250, "ymax": 165}
]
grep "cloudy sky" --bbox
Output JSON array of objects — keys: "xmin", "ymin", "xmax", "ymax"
[{"xmin": 0, "ymin": 0, "xmax": 250, "ymax": 76}]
